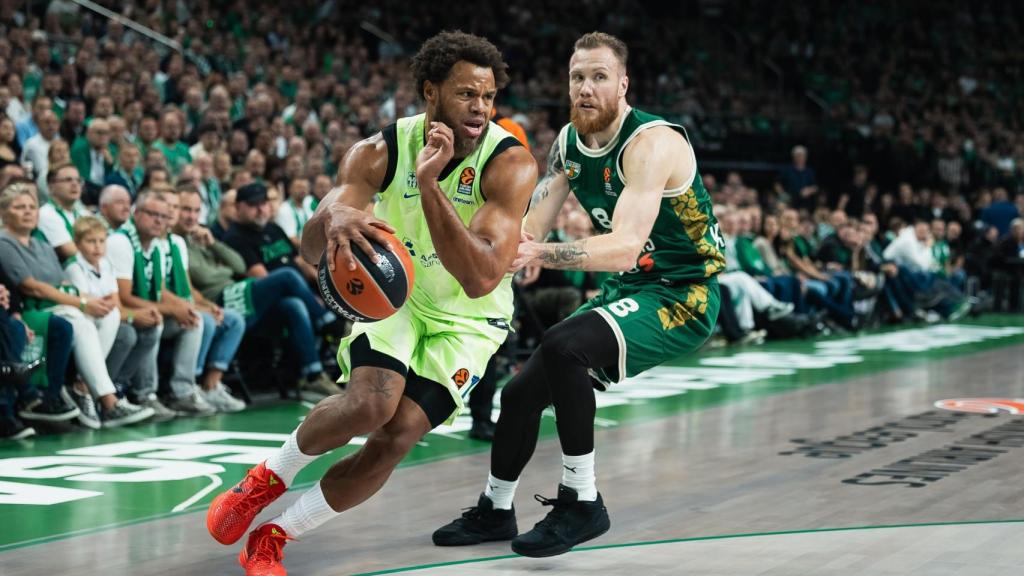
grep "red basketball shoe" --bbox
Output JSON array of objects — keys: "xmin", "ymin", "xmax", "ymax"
[
  {"xmin": 238, "ymin": 523, "xmax": 291, "ymax": 576},
  {"xmin": 207, "ymin": 462, "xmax": 287, "ymax": 545}
]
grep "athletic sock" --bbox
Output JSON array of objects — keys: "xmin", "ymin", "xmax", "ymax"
[
  {"xmin": 561, "ymin": 451, "xmax": 597, "ymax": 501},
  {"xmin": 271, "ymin": 482, "xmax": 337, "ymax": 538},
  {"xmin": 265, "ymin": 430, "xmax": 319, "ymax": 487},
  {"xmin": 483, "ymin": 472, "xmax": 519, "ymax": 510}
]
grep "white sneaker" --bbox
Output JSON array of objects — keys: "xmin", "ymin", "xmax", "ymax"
[
  {"xmin": 167, "ymin": 390, "xmax": 217, "ymax": 417},
  {"xmin": 766, "ymin": 301, "xmax": 795, "ymax": 321},
  {"xmin": 200, "ymin": 383, "xmax": 246, "ymax": 413}
]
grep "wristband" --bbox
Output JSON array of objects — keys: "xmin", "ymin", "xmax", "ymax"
[
  {"xmin": 126, "ymin": 311, "xmax": 135, "ymax": 325},
  {"xmin": 79, "ymin": 297, "xmax": 87, "ymax": 312}
]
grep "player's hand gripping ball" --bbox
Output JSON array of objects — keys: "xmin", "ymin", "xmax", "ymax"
[{"xmin": 317, "ymin": 232, "xmax": 415, "ymax": 322}]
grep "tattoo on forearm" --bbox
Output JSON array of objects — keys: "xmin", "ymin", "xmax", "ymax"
[
  {"xmin": 540, "ymin": 241, "xmax": 589, "ymax": 269},
  {"xmin": 369, "ymin": 371, "xmax": 393, "ymax": 399}
]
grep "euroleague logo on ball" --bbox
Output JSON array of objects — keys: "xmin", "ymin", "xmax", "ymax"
[{"xmin": 346, "ymin": 278, "xmax": 364, "ymax": 295}]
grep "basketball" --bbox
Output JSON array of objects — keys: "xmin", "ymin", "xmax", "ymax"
[{"xmin": 317, "ymin": 232, "xmax": 415, "ymax": 322}]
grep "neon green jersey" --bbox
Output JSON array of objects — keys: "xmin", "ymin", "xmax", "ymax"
[{"xmin": 374, "ymin": 113, "xmax": 521, "ymax": 322}]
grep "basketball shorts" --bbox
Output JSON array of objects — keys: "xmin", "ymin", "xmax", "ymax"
[
  {"xmin": 336, "ymin": 302, "xmax": 509, "ymax": 426},
  {"xmin": 573, "ymin": 276, "xmax": 720, "ymax": 389}
]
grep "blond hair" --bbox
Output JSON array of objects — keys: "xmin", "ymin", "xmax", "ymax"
[
  {"xmin": 574, "ymin": 32, "xmax": 628, "ymax": 70},
  {"xmin": 73, "ymin": 215, "xmax": 108, "ymax": 244}
]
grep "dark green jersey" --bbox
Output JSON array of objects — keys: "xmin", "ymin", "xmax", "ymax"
[{"xmin": 560, "ymin": 108, "xmax": 726, "ymax": 285}]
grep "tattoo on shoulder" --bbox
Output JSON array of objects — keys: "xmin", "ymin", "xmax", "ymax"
[
  {"xmin": 530, "ymin": 139, "xmax": 564, "ymax": 208},
  {"xmin": 546, "ymin": 137, "xmax": 563, "ymax": 177},
  {"xmin": 540, "ymin": 241, "xmax": 588, "ymax": 267}
]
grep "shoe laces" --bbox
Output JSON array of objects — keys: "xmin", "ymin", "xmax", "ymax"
[
  {"xmin": 532, "ymin": 494, "xmax": 572, "ymax": 531},
  {"xmin": 458, "ymin": 504, "xmax": 489, "ymax": 524},
  {"xmin": 249, "ymin": 527, "xmax": 291, "ymax": 565},
  {"xmin": 235, "ymin": 469, "xmax": 281, "ymax": 518}
]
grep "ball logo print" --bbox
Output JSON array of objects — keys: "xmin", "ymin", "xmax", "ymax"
[{"xmin": 317, "ymin": 230, "xmax": 415, "ymax": 322}]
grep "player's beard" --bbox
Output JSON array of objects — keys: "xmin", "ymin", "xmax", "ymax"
[
  {"xmin": 434, "ymin": 103, "xmax": 487, "ymax": 158},
  {"xmin": 570, "ymin": 100, "xmax": 618, "ymax": 136}
]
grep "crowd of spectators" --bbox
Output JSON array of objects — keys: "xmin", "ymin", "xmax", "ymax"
[{"xmin": 1, "ymin": 0, "xmax": 1023, "ymax": 441}]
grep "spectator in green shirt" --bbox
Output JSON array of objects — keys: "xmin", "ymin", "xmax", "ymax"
[{"xmin": 154, "ymin": 111, "xmax": 191, "ymax": 177}]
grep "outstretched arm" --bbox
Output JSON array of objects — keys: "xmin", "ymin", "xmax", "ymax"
[
  {"xmin": 416, "ymin": 123, "xmax": 537, "ymax": 298},
  {"xmin": 514, "ymin": 126, "xmax": 687, "ymax": 272}
]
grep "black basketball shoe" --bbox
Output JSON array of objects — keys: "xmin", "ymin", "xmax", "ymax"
[
  {"xmin": 432, "ymin": 493, "xmax": 518, "ymax": 546},
  {"xmin": 511, "ymin": 484, "xmax": 610, "ymax": 558}
]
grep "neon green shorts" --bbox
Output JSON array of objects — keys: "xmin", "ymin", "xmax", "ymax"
[
  {"xmin": 574, "ymin": 276, "xmax": 720, "ymax": 388},
  {"xmin": 336, "ymin": 303, "xmax": 509, "ymax": 425}
]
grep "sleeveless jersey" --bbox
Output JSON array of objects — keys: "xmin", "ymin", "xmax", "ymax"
[
  {"xmin": 559, "ymin": 107, "xmax": 726, "ymax": 285},
  {"xmin": 375, "ymin": 113, "xmax": 519, "ymax": 321}
]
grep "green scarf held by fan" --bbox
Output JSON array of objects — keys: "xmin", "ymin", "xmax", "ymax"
[{"xmin": 165, "ymin": 235, "xmax": 192, "ymax": 301}]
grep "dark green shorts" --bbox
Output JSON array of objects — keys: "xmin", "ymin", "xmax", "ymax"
[{"xmin": 573, "ymin": 276, "xmax": 720, "ymax": 388}]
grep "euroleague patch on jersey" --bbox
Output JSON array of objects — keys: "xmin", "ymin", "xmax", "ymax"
[
  {"xmin": 565, "ymin": 159, "xmax": 582, "ymax": 180},
  {"xmin": 934, "ymin": 398, "xmax": 1024, "ymax": 415},
  {"xmin": 457, "ymin": 167, "xmax": 475, "ymax": 195},
  {"xmin": 452, "ymin": 368, "xmax": 471, "ymax": 388}
]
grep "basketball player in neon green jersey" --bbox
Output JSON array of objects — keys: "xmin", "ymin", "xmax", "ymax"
[
  {"xmin": 434, "ymin": 32, "xmax": 726, "ymax": 557},
  {"xmin": 206, "ymin": 31, "xmax": 537, "ymax": 575}
]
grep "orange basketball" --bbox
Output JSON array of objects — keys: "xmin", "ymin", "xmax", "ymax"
[{"xmin": 317, "ymin": 232, "xmax": 415, "ymax": 322}]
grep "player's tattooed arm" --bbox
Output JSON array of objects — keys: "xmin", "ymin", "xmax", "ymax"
[
  {"xmin": 524, "ymin": 136, "xmax": 572, "ymax": 240},
  {"xmin": 530, "ymin": 138, "xmax": 564, "ymax": 208},
  {"xmin": 537, "ymin": 239, "xmax": 590, "ymax": 269},
  {"xmin": 514, "ymin": 127, "xmax": 680, "ymax": 273}
]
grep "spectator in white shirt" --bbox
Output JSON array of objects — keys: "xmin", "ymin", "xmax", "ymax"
[
  {"xmin": 274, "ymin": 177, "xmax": 315, "ymax": 248},
  {"xmin": 64, "ymin": 216, "xmax": 154, "ymax": 428},
  {"xmin": 883, "ymin": 222, "xmax": 937, "ymax": 274},
  {"xmin": 36, "ymin": 162, "xmax": 88, "ymax": 261},
  {"xmin": 20, "ymin": 110, "xmax": 60, "ymax": 198}
]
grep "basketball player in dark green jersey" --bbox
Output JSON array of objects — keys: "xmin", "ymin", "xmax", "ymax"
[{"xmin": 435, "ymin": 32, "xmax": 726, "ymax": 557}]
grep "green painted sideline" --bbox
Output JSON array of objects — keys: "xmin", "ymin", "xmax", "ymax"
[{"xmin": 353, "ymin": 518, "xmax": 1024, "ymax": 575}]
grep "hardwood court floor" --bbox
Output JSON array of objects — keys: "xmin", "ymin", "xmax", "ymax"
[{"xmin": 2, "ymin": 318, "xmax": 1024, "ymax": 575}]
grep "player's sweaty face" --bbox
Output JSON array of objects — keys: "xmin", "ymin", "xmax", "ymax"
[
  {"xmin": 569, "ymin": 47, "xmax": 624, "ymax": 135},
  {"xmin": 434, "ymin": 61, "xmax": 496, "ymax": 157}
]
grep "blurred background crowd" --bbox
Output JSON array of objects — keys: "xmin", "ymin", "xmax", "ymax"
[{"xmin": 1, "ymin": 0, "xmax": 1022, "ymax": 440}]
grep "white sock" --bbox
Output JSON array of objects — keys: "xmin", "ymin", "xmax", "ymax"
[
  {"xmin": 265, "ymin": 430, "xmax": 318, "ymax": 487},
  {"xmin": 271, "ymin": 482, "xmax": 337, "ymax": 538},
  {"xmin": 483, "ymin": 472, "xmax": 519, "ymax": 510},
  {"xmin": 561, "ymin": 452, "xmax": 597, "ymax": 501}
]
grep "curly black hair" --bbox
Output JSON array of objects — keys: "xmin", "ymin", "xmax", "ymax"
[{"xmin": 410, "ymin": 30, "xmax": 509, "ymax": 99}]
